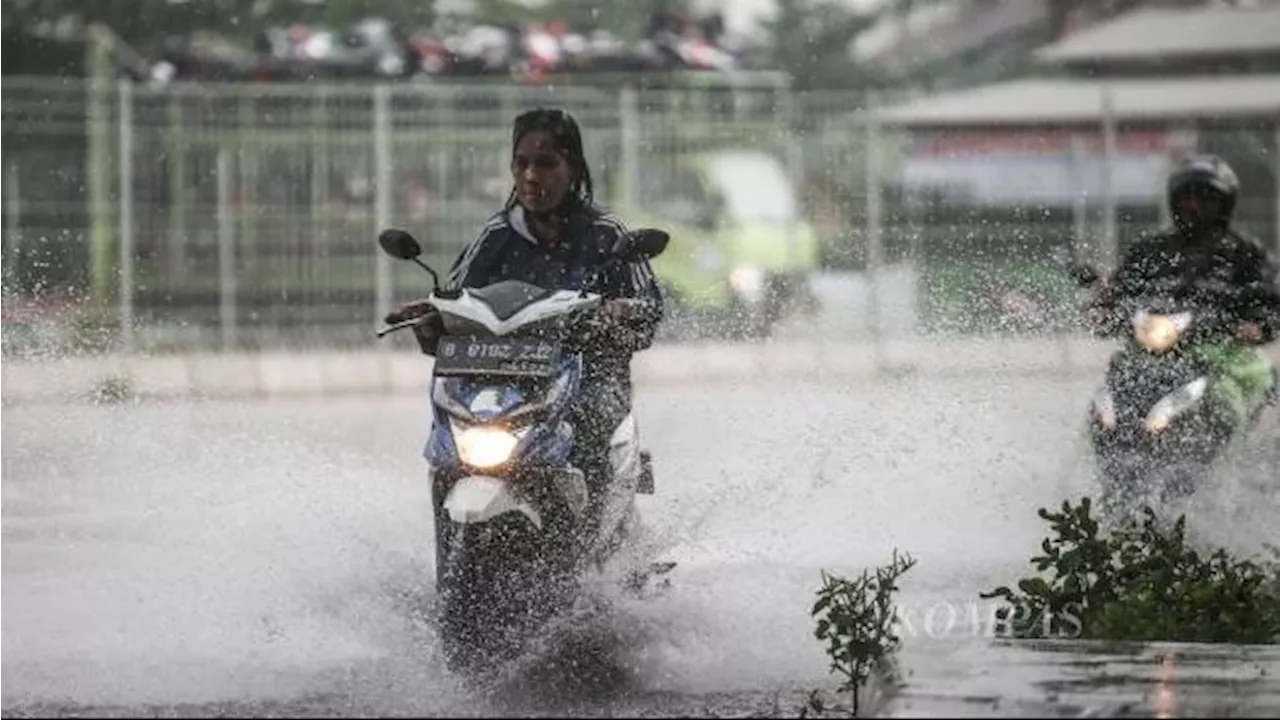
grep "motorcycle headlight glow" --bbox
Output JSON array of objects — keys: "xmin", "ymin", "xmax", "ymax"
[
  {"xmin": 1145, "ymin": 376, "xmax": 1210, "ymax": 434},
  {"xmin": 729, "ymin": 266, "xmax": 765, "ymax": 302},
  {"xmin": 455, "ymin": 426, "xmax": 522, "ymax": 469},
  {"xmin": 1133, "ymin": 311, "xmax": 1192, "ymax": 354}
]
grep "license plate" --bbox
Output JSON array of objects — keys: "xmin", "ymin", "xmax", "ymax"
[{"xmin": 433, "ymin": 336, "xmax": 562, "ymax": 377}]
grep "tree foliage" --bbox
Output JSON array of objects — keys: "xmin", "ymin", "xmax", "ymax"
[
  {"xmin": 2, "ymin": 0, "xmax": 439, "ymax": 77},
  {"xmin": 472, "ymin": 0, "xmax": 672, "ymax": 40},
  {"xmin": 765, "ymin": 0, "xmax": 888, "ymax": 91}
]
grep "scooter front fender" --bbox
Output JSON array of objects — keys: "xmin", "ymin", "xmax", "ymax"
[{"xmin": 443, "ymin": 475, "xmax": 543, "ymax": 530}]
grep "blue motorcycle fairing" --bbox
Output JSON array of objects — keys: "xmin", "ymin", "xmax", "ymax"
[
  {"xmin": 440, "ymin": 378, "xmax": 544, "ymax": 422},
  {"xmin": 424, "ymin": 354, "xmax": 584, "ymax": 474}
]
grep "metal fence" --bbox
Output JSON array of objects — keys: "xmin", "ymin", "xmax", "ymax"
[
  {"xmin": 3, "ymin": 76, "xmax": 1277, "ymax": 355},
  {"xmin": 873, "ymin": 115, "xmax": 1280, "ymax": 338}
]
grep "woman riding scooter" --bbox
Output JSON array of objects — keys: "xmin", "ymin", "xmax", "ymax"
[{"xmin": 386, "ymin": 107, "xmax": 666, "ymax": 540}]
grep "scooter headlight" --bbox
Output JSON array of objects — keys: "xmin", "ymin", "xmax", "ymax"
[
  {"xmin": 1133, "ymin": 311, "xmax": 1192, "ymax": 354},
  {"xmin": 455, "ymin": 426, "xmax": 522, "ymax": 469},
  {"xmin": 1145, "ymin": 376, "xmax": 1210, "ymax": 434}
]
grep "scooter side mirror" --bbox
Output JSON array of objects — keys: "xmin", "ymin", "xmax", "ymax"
[
  {"xmin": 1068, "ymin": 262, "xmax": 1101, "ymax": 288},
  {"xmin": 377, "ymin": 228, "xmax": 441, "ymax": 291},
  {"xmin": 378, "ymin": 228, "xmax": 424, "ymax": 261},
  {"xmin": 610, "ymin": 228, "xmax": 670, "ymax": 262}
]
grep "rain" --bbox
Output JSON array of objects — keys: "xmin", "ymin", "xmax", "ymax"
[{"xmin": 4, "ymin": 0, "xmax": 1280, "ymax": 717}]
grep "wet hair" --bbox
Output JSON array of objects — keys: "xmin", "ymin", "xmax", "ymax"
[{"xmin": 506, "ymin": 107, "xmax": 595, "ymax": 214}]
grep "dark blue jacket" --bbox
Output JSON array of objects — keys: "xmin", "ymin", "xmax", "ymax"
[
  {"xmin": 445, "ymin": 203, "xmax": 665, "ymax": 381},
  {"xmin": 1091, "ymin": 226, "xmax": 1280, "ymax": 342}
]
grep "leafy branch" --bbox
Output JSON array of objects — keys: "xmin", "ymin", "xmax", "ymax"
[
  {"xmin": 812, "ymin": 549, "xmax": 917, "ymax": 717},
  {"xmin": 982, "ymin": 496, "xmax": 1280, "ymax": 644}
]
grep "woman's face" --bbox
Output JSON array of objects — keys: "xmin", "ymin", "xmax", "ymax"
[{"xmin": 512, "ymin": 130, "xmax": 574, "ymax": 214}]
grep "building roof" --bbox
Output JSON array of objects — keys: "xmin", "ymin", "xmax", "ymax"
[
  {"xmin": 1035, "ymin": 5, "xmax": 1280, "ymax": 64},
  {"xmin": 872, "ymin": 74, "xmax": 1280, "ymax": 127},
  {"xmin": 853, "ymin": 0, "xmax": 1049, "ymax": 70}
]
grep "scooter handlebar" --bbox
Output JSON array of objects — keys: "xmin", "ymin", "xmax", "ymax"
[
  {"xmin": 376, "ymin": 315, "xmax": 430, "ymax": 338},
  {"xmin": 374, "ymin": 293, "xmax": 628, "ymax": 341}
]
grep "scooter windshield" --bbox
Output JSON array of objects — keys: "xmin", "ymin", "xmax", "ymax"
[{"xmin": 434, "ymin": 366, "xmax": 572, "ymax": 424}]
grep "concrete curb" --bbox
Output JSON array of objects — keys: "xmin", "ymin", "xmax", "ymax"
[{"xmin": 4, "ymin": 340, "xmax": 1279, "ymax": 406}]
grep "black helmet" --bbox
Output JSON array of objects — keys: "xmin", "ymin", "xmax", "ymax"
[{"xmin": 1166, "ymin": 153, "xmax": 1238, "ymax": 236}]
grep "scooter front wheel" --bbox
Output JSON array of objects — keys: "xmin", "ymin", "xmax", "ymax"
[{"xmin": 435, "ymin": 517, "xmax": 572, "ymax": 676}]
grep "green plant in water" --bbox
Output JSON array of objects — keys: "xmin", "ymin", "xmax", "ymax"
[
  {"xmin": 812, "ymin": 549, "xmax": 917, "ymax": 717},
  {"xmin": 69, "ymin": 305, "xmax": 122, "ymax": 355},
  {"xmin": 981, "ymin": 496, "xmax": 1280, "ymax": 644},
  {"xmin": 89, "ymin": 373, "xmax": 133, "ymax": 404}
]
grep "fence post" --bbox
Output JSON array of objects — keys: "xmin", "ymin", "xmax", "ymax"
[
  {"xmin": 1099, "ymin": 85, "xmax": 1119, "ymax": 271},
  {"xmin": 217, "ymin": 148, "xmax": 237, "ymax": 351},
  {"xmin": 1066, "ymin": 132, "xmax": 1090, "ymax": 367},
  {"xmin": 619, "ymin": 86, "xmax": 639, "ymax": 213},
  {"xmin": 373, "ymin": 84, "xmax": 393, "ymax": 338},
  {"xmin": 5, "ymin": 161, "xmax": 19, "ymax": 286},
  {"xmin": 118, "ymin": 79, "xmax": 136, "ymax": 354},
  {"xmin": 864, "ymin": 91, "xmax": 885, "ymax": 376},
  {"xmin": 1070, "ymin": 134, "xmax": 1089, "ymax": 254},
  {"xmin": 781, "ymin": 88, "xmax": 801, "ymax": 270},
  {"xmin": 1274, "ymin": 122, "xmax": 1280, "ymax": 258},
  {"xmin": 87, "ymin": 40, "xmax": 115, "ymax": 307},
  {"xmin": 167, "ymin": 94, "xmax": 188, "ymax": 281}
]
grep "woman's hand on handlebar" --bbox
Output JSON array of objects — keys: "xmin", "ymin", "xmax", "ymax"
[
  {"xmin": 566, "ymin": 299, "xmax": 638, "ymax": 345},
  {"xmin": 1238, "ymin": 321, "xmax": 1264, "ymax": 344},
  {"xmin": 601, "ymin": 298, "xmax": 648, "ymax": 324},
  {"xmin": 384, "ymin": 298, "xmax": 445, "ymax": 355},
  {"xmin": 601, "ymin": 299, "xmax": 628, "ymax": 323},
  {"xmin": 384, "ymin": 298, "xmax": 435, "ymax": 326}
]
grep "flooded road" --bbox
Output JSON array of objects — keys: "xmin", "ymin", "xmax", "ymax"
[{"xmin": 4, "ymin": 375, "xmax": 1277, "ymax": 716}]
